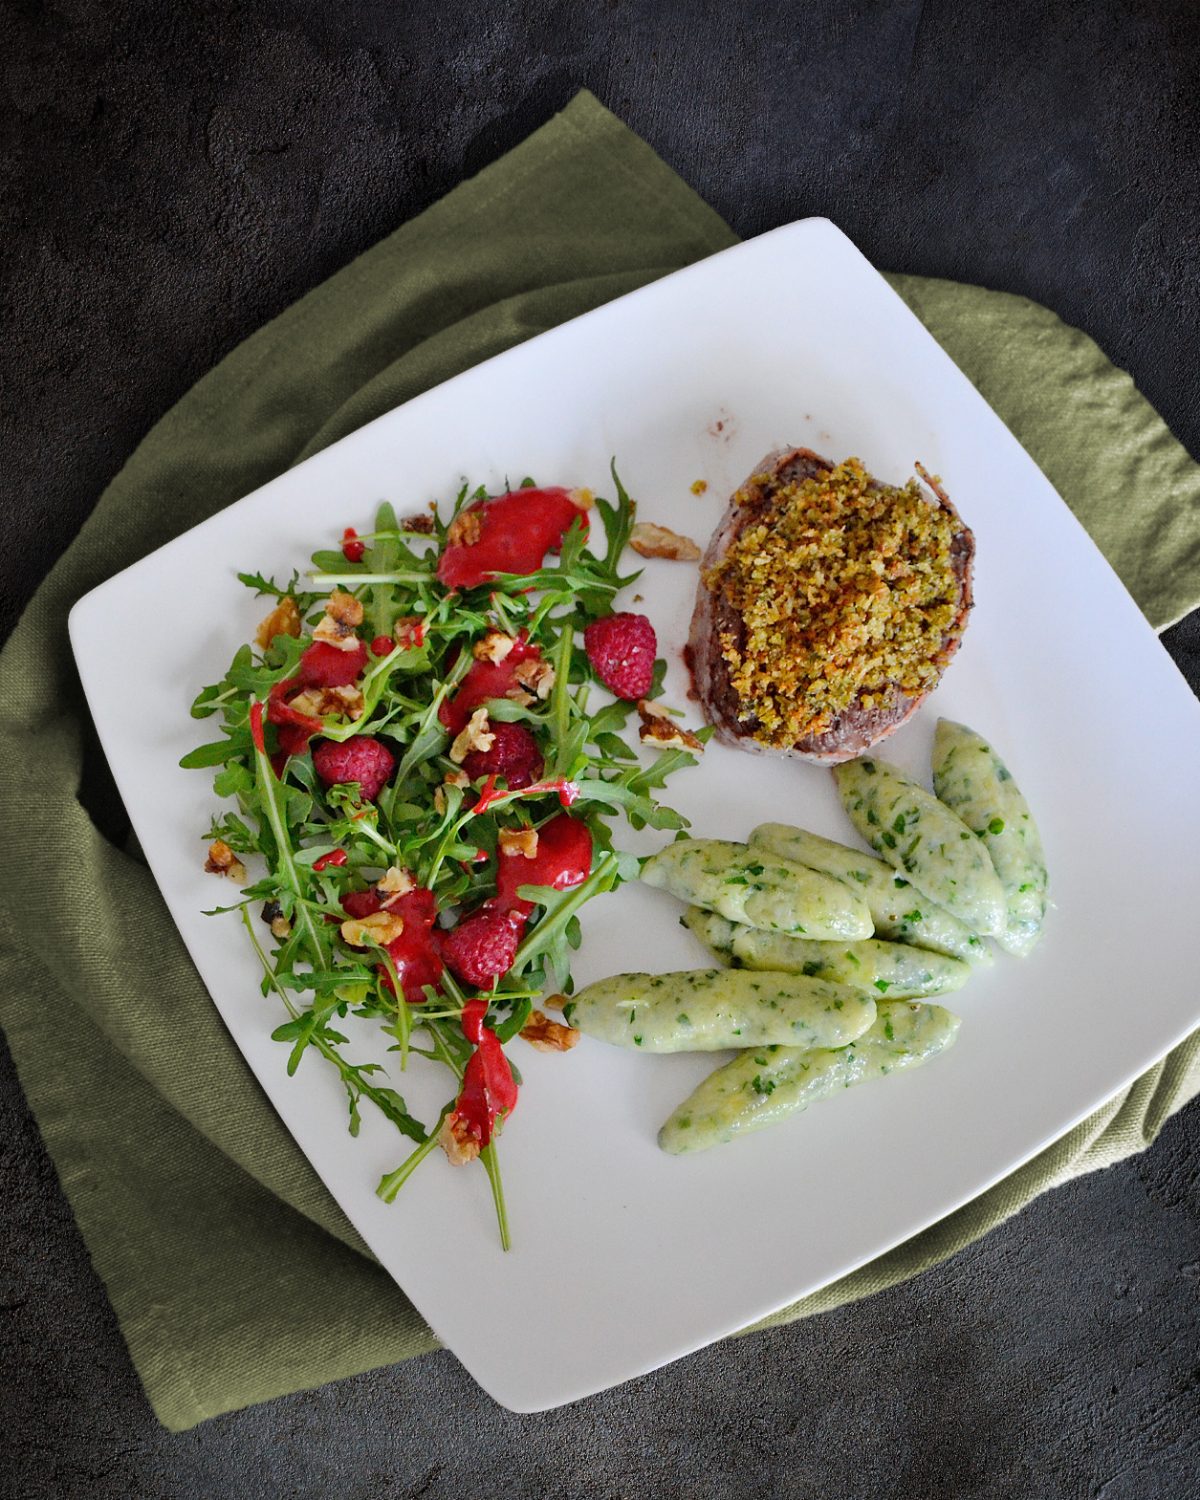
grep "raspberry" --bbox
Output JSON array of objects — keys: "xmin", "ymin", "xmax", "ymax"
[
  {"xmin": 312, "ymin": 736, "xmax": 396, "ymax": 801},
  {"xmin": 583, "ymin": 612, "xmax": 657, "ymax": 700},
  {"xmin": 298, "ymin": 639, "xmax": 367, "ymax": 688},
  {"xmin": 442, "ymin": 900, "xmax": 528, "ymax": 989},
  {"xmin": 461, "ymin": 722, "xmax": 544, "ymax": 789}
]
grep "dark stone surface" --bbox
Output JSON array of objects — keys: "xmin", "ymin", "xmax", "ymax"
[{"xmin": 2, "ymin": 1, "xmax": 1198, "ymax": 1495}]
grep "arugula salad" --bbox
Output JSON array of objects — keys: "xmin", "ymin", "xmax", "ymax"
[{"xmin": 184, "ymin": 471, "xmax": 705, "ymax": 1248}]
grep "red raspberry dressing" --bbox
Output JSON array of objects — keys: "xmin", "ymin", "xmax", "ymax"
[
  {"xmin": 436, "ymin": 487, "xmax": 588, "ymax": 591},
  {"xmin": 342, "ymin": 886, "xmax": 445, "ymax": 1004},
  {"xmin": 454, "ymin": 999, "xmax": 519, "ymax": 1147},
  {"xmin": 495, "ymin": 812, "xmax": 593, "ymax": 918},
  {"xmin": 439, "ymin": 633, "xmax": 540, "ymax": 736}
]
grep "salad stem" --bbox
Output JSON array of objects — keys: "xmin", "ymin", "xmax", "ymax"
[
  {"xmin": 480, "ymin": 1143, "xmax": 511, "ymax": 1252},
  {"xmin": 377, "ymin": 1115, "xmax": 450, "ymax": 1203},
  {"xmin": 251, "ymin": 724, "xmax": 321, "ymax": 963},
  {"xmin": 377, "ymin": 948, "xmax": 412, "ymax": 1069},
  {"xmin": 548, "ymin": 621, "xmax": 574, "ymax": 775},
  {"xmin": 309, "ymin": 571, "xmax": 431, "ymax": 587}
]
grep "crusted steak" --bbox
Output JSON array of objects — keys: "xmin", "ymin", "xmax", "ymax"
[{"xmin": 685, "ymin": 447, "xmax": 975, "ymax": 764}]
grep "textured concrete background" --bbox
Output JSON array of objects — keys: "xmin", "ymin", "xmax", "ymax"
[{"xmin": 2, "ymin": 2, "xmax": 1199, "ymax": 1496}]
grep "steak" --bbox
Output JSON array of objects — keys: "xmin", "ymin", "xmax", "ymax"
[{"xmin": 685, "ymin": 447, "xmax": 975, "ymax": 764}]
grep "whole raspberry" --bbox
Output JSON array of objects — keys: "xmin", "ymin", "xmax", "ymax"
[
  {"xmin": 298, "ymin": 639, "xmax": 367, "ymax": 688},
  {"xmin": 442, "ymin": 900, "xmax": 528, "ymax": 989},
  {"xmin": 583, "ymin": 612, "xmax": 657, "ymax": 700},
  {"xmin": 312, "ymin": 736, "xmax": 396, "ymax": 801},
  {"xmin": 461, "ymin": 722, "xmax": 544, "ymax": 789}
]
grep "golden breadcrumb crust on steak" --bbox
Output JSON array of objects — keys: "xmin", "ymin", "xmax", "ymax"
[
  {"xmin": 687, "ymin": 448, "xmax": 975, "ymax": 764},
  {"xmin": 705, "ymin": 457, "xmax": 962, "ymax": 747}
]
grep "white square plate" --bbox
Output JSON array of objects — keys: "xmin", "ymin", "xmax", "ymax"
[{"xmin": 70, "ymin": 220, "xmax": 1200, "ymax": 1411}]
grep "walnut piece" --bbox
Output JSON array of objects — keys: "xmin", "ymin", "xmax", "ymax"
[
  {"xmin": 340, "ymin": 911, "xmax": 406, "ymax": 947},
  {"xmin": 269, "ymin": 913, "xmax": 292, "ymax": 940},
  {"xmin": 568, "ymin": 486, "xmax": 596, "ymax": 511},
  {"xmin": 205, "ymin": 839, "xmax": 247, "ymax": 883},
  {"xmin": 255, "ymin": 596, "xmax": 301, "ymax": 649},
  {"xmin": 629, "ymin": 522, "xmax": 702, "ymax": 561},
  {"xmin": 447, "ymin": 510, "xmax": 482, "ymax": 548},
  {"xmin": 401, "ymin": 512, "xmax": 435, "ymax": 534},
  {"xmin": 636, "ymin": 698, "xmax": 704, "ymax": 753},
  {"xmin": 287, "ymin": 684, "xmax": 365, "ymax": 721},
  {"xmin": 473, "ymin": 628, "xmax": 516, "ymax": 664},
  {"xmin": 444, "ymin": 767, "xmax": 471, "ymax": 789},
  {"xmin": 499, "ymin": 827, "xmax": 539, "ymax": 860},
  {"xmin": 438, "ymin": 1112, "xmax": 480, "ymax": 1166},
  {"xmin": 512, "ymin": 657, "xmax": 555, "ymax": 699},
  {"xmin": 310, "ymin": 588, "xmax": 365, "ymax": 652},
  {"xmin": 312, "ymin": 613, "xmax": 360, "ymax": 651},
  {"xmin": 520, "ymin": 1010, "xmax": 580, "ymax": 1052},
  {"xmin": 449, "ymin": 707, "xmax": 495, "ymax": 764},
  {"xmin": 375, "ymin": 866, "xmax": 416, "ymax": 907},
  {"xmin": 327, "ymin": 588, "xmax": 364, "ymax": 626}
]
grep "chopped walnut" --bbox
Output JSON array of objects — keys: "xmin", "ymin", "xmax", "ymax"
[
  {"xmin": 340, "ymin": 911, "xmax": 406, "ymax": 947},
  {"xmin": 433, "ymin": 786, "xmax": 447, "ymax": 815},
  {"xmin": 512, "ymin": 657, "xmax": 555, "ymax": 699},
  {"xmin": 444, "ymin": 767, "xmax": 471, "ymax": 789},
  {"xmin": 401, "ymin": 512, "xmax": 436, "ymax": 534},
  {"xmin": 312, "ymin": 613, "xmax": 361, "ymax": 651},
  {"xmin": 449, "ymin": 707, "xmax": 495, "ymax": 764},
  {"xmin": 629, "ymin": 522, "xmax": 702, "ymax": 561},
  {"xmin": 255, "ymin": 596, "xmax": 301, "ymax": 649},
  {"xmin": 541, "ymin": 992, "xmax": 569, "ymax": 1012},
  {"xmin": 438, "ymin": 1112, "xmax": 480, "ymax": 1166},
  {"xmin": 473, "ymin": 628, "xmax": 516, "ymax": 664},
  {"xmin": 568, "ymin": 486, "xmax": 596, "ymax": 511},
  {"xmin": 269, "ymin": 913, "xmax": 292, "ymax": 940},
  {"xmin": 504, "ymin": 687, "xmax": 536, "ymax": 707},
  {"xmin": 636, "ymin": 698, "xmax": 705, "ymax": 753},
  {"xmin": 327, "ymin": 589, "xmax": 364, "ymax": 626},
  {"xmin": 499, "ymin": 827, "xmax": 539, "ymax": 860},
  {"xmin": 205, "ymin": 839, "xmax": 247, "ymax": 883},
  {"xmin": 447, "ymin": 510, "xmax": 482, "ymax": 548},
  {"xmin": 375, "ymin": 866, "xmax": 416, "ymax": 908},
  {"xmin": 287, "ymin": 684, "xmax": 365, "ymax": 721},
  {"xmin": 520, "ymin": 1010, "xmax": 580, "ymax": 1052},
  {"xmin": 690, "ymin": 479, "xmax": 709, "ymax": 496}
]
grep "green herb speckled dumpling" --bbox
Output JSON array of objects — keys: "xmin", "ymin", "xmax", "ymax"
[
  {"xmin": 749, "ymin": 823, "xmax": 993, "ymax": 966},
  {"xmin": 658, "ymin": 1001, "xmax": 962, "ymax": 1153},
  {"xmin": 931, "ymin": 718, "xmax": 1049, "ymax": 957},
  {"xmin": 833, "ymin": 758, "xmax": 1006, "ymax": 937},
  {"xmin": 641, "ymin": 838, "xmax": 872, "ymax": 939},
  {"xmin": 563, "ymin": 969, "xmax": 876, "ymax": 1052}
]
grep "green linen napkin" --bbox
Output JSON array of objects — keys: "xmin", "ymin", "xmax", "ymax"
[{"xmin": 2, "ymin": 91, "xmax": 1198, "ymax": 1432}]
